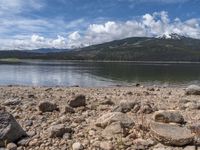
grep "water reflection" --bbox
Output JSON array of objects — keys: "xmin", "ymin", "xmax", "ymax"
[{"xmin": 0, "ymin": 60, "xmax": 200, "ymax": 87}]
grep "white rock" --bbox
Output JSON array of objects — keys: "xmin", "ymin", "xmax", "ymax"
[
  {"xmin": 6, "ymin": 143, "xmax": 17, "ymax": 150},
  {"xmin": 72, "ymin": 142, "xmax": 84, "ymax": 150}
]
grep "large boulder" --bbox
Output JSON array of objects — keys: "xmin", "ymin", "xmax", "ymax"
[
  {"xmin": 150, "ymin": 122, "xmax": 194, "ymax": 146},
  {"xmin": 0, "ymin": 110, "xmax": 27, "ymax": 147},
  {"xmin": 185, "ymin": 85, "xmax": 200, "ymax": 95},
  {"xmin": 38, "ymin": 101, "xmax": 58, "ymax": 112},
  {"xmin": 152, "ymin": 110, "xmax": 185, "ymax": 124},
  {"xmin": 95, "ymin": 112, "xmax": 134, "ymax": 128},
  {"xmin": 69, "ymin": 95, "xmax": 86, "ymax": 108}
]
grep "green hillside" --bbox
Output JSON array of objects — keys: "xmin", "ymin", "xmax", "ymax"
[{"xmin": 1, "ymin": 35, "xmax": 200, "ymax": 61}]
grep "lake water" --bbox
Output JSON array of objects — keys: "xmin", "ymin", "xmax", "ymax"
[{"xmin": 0, "ymin": 60, "xmax": 200, "ymax": 87}]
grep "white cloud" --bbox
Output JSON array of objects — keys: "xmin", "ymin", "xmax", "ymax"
[
  {"xmin": 31, "ymin": 34, "xmax": 45, "ymax": 43},
  {"xmin": 0, "ymin": 0, "xmax": 44, "ymax": 16},
  {"xmin": 52, "ymin": 36, "xmax": 67, "ymax": 48},
  {"xmin": 0, "ymin": 11, "xmax": 200, "ymax": 50},
  {"xmin": 68, "ymin": 32, "xmax": 81, "ymax": 41}
]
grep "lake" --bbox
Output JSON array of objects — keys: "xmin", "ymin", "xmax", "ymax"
[{"xmin": 0, "ymin": 60, "xmax": 200, "ymax": 87}]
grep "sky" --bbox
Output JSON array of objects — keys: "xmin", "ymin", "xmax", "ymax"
[{"xmin": 0, "ymin": 0, "xmax": 200, "ymax": 50}]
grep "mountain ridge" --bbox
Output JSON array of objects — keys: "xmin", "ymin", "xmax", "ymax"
[{"xmin": 0, "ymin": 34, "xmax": 200, "ymax": 62}]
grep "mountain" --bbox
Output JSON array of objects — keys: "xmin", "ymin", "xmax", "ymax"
[
  {"xmin": 23, "ymin": 48, "xmax": 71, "ymax": 53},
  {"xmin": 157, "ymin": 33, "xmax": 187, "ymax": 40},
  {"xmin": 1, "ymin": 34, "xmax": 200, "ymax": 61}
]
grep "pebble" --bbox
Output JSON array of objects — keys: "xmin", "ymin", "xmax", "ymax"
[
  {"xmin": 72, "ymin": 142, "xmax": 84, "ymax": 150},
  {"xmin": 6, "ymin": 143, "xmax": 17, "ymax": 150}
]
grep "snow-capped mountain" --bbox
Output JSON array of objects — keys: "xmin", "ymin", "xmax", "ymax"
[{"xmin": 157, "ymin": 33, "xmax": 186, "ymax": 40}]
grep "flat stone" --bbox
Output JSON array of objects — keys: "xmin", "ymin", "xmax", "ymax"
[
  {"xmin": 133, "ymin": 139, "xmax": 155, "ymax": 150},
  {"xmin": 153, "ymin": 110, "xmax": 185, "ymax": 124},
  {"xmin": 183, "ymin": 146, "xmax": 197, "ymax": 150},
  {"xmin": 3, "ymin": 99, "xmax": 21, "ymax": 106},
  {"xmin": 185, "ymin": 85, "xmax": 200, "ymax": 95},
  {"xmin": 48, "ymin": 124, "xmax": 72, "ymax": 138},
  {"xmin": 150, "ymin": 122, "xmax": 194, "ymax": 146},
  {"xmin": 101, "ymin": 122, "xmax": 124, "ymax": 138},
  {"xmin": 69, "ymin": 95, "xmax": 86, "ymax": 108},
  {"xmin": 0, "ymin": 110, "xmax": 27, "ymax": 147},
  {"xmin": 95, "ymin": 112, "xmax": 134, "ymax": 128}
]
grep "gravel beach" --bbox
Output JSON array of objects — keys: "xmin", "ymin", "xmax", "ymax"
[{"xmin": 0, "ymin": 85, "xmax": 200, "ymax": 150}]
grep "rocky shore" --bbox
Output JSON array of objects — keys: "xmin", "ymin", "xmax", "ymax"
[{"xmin": 1, "ymin": 85, "xmax": 200, "ymax": 150}]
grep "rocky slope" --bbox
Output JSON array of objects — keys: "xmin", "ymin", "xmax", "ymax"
[{"xmin": 0, "ymin": 85, "xmax": 200, "ymax": 150}]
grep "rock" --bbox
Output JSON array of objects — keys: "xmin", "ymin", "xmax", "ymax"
[
  {"xmin": 38, "ymin": 101, "xmax": 58, "ymax": 112},
  {"xmin": 95, "ymin": 112, "xmax": 134, "ymax": 128},
  {"xmin": 28, "ymin": 94, "xmax": 35, "ymax": 98},
  {"xmin": 99, "ymin": 141, "xmax": 114, "ymax": 150},
  {"xmin": 188, "ymin": 123, "xmax": 200, "ymax": 134},
  {"xmin": 147, "ymin": 87, "xmax": 155, "ymax": 91},
  {"xmin": 153, "ymin": 110, "xmax": 185, "ymax": 124},
  {"xmin": 69, "ymin": 95, "xmax": 86, "ymax": 108},
  {"xmin": 153, "ymin": 143, "xmax": 171, "ymax": 150},
  {"xmin": 132, "ymin": 103, "xmax": 141, "ymax": 113},
  {"xmin": 133, "ymin": 139, "xmax": 155, "ymax": 150},
  {"xmin": 6, "ymin": 143, "xmax": 17, "ymax": 150},
  {"xmin": 188, "ymin": 123, "xmax": 200, "ymax": 145},
  {"xmin": 182, "ymin": 102, "xmax": 200, "ymax": 110},
  {"xmin": 136, "ymin": 83, "xmax": 140, "ymax": 87},
  {"xmin": 28, "ymin": 139, "xmax": 38, "ymax": 146},
  {"xmin": 3, "ymin": 99, "xmax": 21, "ymax": 106},
  {"xmin": 24, "ymin": 120, "xmax": 33, "ymax": 127},
  {"xmin": 150, "ymin": 122, "xmax": 194, "ymax": 146},
  {"xmin": 27, "ymin": 131, "xmax": 36, "ymax": 137},
  {"xmin": 63, "ymin": 105, "xmax": 75, "ymax": 113},
  {"xmin": 102, "ymin": 122, "xmax": 124, "ymax": 138},
  {"xmin": 45, "ymin": 87, "xmax": 52, "ymax": 91},
  {"xmin": 100, "ymin": 99, "xmax": 115, "ymax": 105},
  {"xmin": 113, "ymin": 101, "xmax": 157, "ymax": 114},
  {"xmin": 185, "ymin": 85, "xmax": 200, "ymax": 95},
  {"xmin": 62, "ymin": 133, "xmax": 71, "ymax": 140},
  {"xmin": 72, "ymin": 142, "xmax": 84, "ymax": 150},
  {"xmin": 183, "ymin": 146, "xmax": 197, "ymax": 150},
  {"xmin": 48, "ymin": 124, "xmax": 72, "ymax": 138},
  {"xmin": 112, "ymin": 100, "xmax": 137, "ymax": 113},
  {"xmin": 0, "ymin": 110, "xmax": 27, "ymax": 147},
  {"xmin": 138, "ymin": 102, "xmax": 157, "ymax": 114},
  {"xmin": 17, "ymin": 138, "xmax": 31, "ymax": 146}
]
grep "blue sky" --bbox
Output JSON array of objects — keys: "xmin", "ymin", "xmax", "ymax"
[{"xmin": 0, "ymin": 0, "xmax": 200, "ymax": 50}]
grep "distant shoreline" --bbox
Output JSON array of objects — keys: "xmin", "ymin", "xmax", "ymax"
[{"xmin": 1, "ymin": 58, "xmax": 200, "ymax": 64}]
